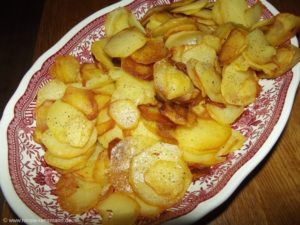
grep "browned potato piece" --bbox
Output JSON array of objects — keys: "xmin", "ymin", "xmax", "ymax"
[
  {"xmin": 104, "ymin": 27, "xmax": 147, "ymax": 58},
  {"xmin": 62, "ymin": 86, "xmax": 98, "ymax": 120},
  {"xmin": 49, "ymin": 55, "xmax": 80, "ymax": 83},
  {"xmin": 56, "ymin": 174, "xmax": 104, "ymax": 214},
  {"xmin": 121, "ymin": 57, "xmax": 153, "ymax": 81},
  {"xmin": 219, "ymin": 28, "xmax": 248, "ymax": 65},
  {"xmin": 131, "ymin": 37, "xmax": 169, "ymax": 65},
  {"xmin": 94, "ymin": 94, "xmax": 111, "ymax": 110},
  {"xmin": 80, "ymin": 63, "xmax": 105, "ymax": 84},
  {"xmin": 265, "ymin": 13, "xmax": 300, "ymax": 46}
]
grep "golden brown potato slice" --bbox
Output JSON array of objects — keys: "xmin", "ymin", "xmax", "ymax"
[
  {"xmin": 129, "ymin": 142, "xmax": 191, "ymax": 208},
  {"xmin": 85, "ymin": 74, "xmax": 113, "ymax": 90},
  {"xmin": 221, "ymin": 64, "xmax": 259, "ymax": 106},
  {"xmin": 80, "ymin": 63, "xmax": 105, "ymax": 84},
  {"xmin": 121, "ymin": 57, "xmax": 153, "ymax": 81},
  {"xmin": 35, "ymin": 101, "xmax": 53, "ymax": 133},
  {"xmin": 182, "ymin": 43, "xmax": 217, "ymax": 65},
  {"xmin": 49, "ymin": 55, "xmax": 80, "ymax": 83},
  {"xmin": 130, "ymin": 37, "xmax": 168, "ymax": 65},
  {"xmin": 94, "ymin": 94, "xmax": 111, "ymax": 111},
  {"xmin": 42, "ymin": 128, "xmax": 97, "ymax": 159},
  {"xmin": 171, "ymin": 0, "xmax": 208, "ymax": 15},
  {"xmin": 36, "ymin": 79, "xmax": 66, "ymax": 107},
  {"xmin": 109, "ymin": 99, "xmax": 140, "ymax": 129},
  {"xmin": 56, "ymin": 174, "xmax": 104, "ymax": 214},
  {"xmin": 92, "ymin": 83, "xmax": 116, "ymax": 95},
  {"xmin": 104, "ymin": 7, "xmax": 130, "ymax": 37},
  {"xmin": 219, "ymin": 28, "xmax": 248, "ymax": 65},
  {"xmin": 95, "ymin": 192, "xmax": 140, "ymax": 225},
  {"xmin": 96, "ymin": 119, "xmax": 115, "ymax": 136},
  {"xmin": 153, "ymin": 59, "xmax": 194, "ymax": 100},
  {"xmin": 130, "ymin": 119, "xmax": 161, "ymax": 142},
  {"xmin": 129, "ymin": 193, "xmax": 162, "ymax": 218},
  {"xmin": 91, "ymin": 38, "xmax": 114, "ymax": 70},
  {"xmin": 265, "ymin": 13, "xmax": 300, "ymax": 46},
  {"xmin": 144, "ymin": 11, "xmax": 174, "ymax": 30},
  {"xmin": 62, "ymin": 86, "xmax": 98, "ymax": 120},
  {"xmin": 93, "ymin": 150, "xmax": 110, "ymax": 184},
  {"xmin": 182, "ymin": 148, "xmax": 224, "ymax": 166},
  {"xmin": 104, "ymin": 27, "xmax": 147, "ymax": 58},
  {"xmin": 98, "ymin": 125, "xmax": 124, "ymax": 148},
  {"xmin": 206, "ymin": 103, "xmax": 244, "ymax": 124},
  {"xmin": 175, "ymin": 118, "xmax": 231, "ymax": 151}
]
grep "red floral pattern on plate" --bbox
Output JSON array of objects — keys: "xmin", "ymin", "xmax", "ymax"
[{"xmin": 6, "ymin": 0, "xmax": 294, "ymax": 224}]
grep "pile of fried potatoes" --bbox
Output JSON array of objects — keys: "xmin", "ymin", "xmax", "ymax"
[{"xmin": 33, "ymin": 0, "xmax": 300, "ymax": 224}]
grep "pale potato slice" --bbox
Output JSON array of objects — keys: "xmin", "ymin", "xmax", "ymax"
[
  {"xmin": 130, "ymin": 119, "xmax": 161, "ymax": 142},
  {"xmin": 221, "ymin": 63, "xmax": 259, "ymax": 106},
  {"xmin": 97, "ymin": 107, "xmax": 112, "ymax": 124},
  {"xmin": 93, "ymin": 83, "xmax": 116, "ymax": 95},
  {"xmin": 153, "ymin": 59, "xmax": 194, "ymax": 100},
  {"xmin": 182, "ymin": 148, "xmax": 224, "ymax": 166},
  {"xmin": 194, "ymin": 62, "xmax": 225, "ymax": 103},
  {"xmin": 129, "ymin": 142, "xmax": 192, "ymax": 208},
  {"xmin": 165, "ymin": 30, "xmax": 203, "ymax": 49},
  {"xmin": 219, "ymin": 28, "xmax": 248, "ymax": 65},
  {"xmin": 104, "ymin": 27, "xmax": 147, "ymax": 58},
  {"xmin": 49, "ymin": 55, "xmax": 80, "ymax": 83},
  {"xmin": 36, "ymin": 79, "xmax": 66, "ymax": 107},
  {"xmin": 182, "ymin": 43, "xmax": 217, "ymax": 65},
  {"xmin": 244, "ymin": 2, "xmax": 263, "ymax": 28},
  {"xmin": 104, "ymin": 7, "xmax": 130, "ymax": 37},
  {"xmin": 171, "ymin": 0, "xmax": 208, "ymax": 15},
  {"xmin": 44, "ymin": 144, "xmax": 95, "ymax": 171},
  {"xmin": 56, "ymin": 174, "xmax": 104, "ymax": 214},
  {"xmin": 109, "ymin": 99, "xmax": 140, "ymax": 129},
  {"xmin": 244, "ymin": 29, "xmax": 276, "ymax": 65},
  {"xmin": 98, "ymin": 125, "xmax": 124, "ymax": 148},
  {"xmin": 91, "ymin": 38, "xmax": 114, "ymax": 70},
  {"xmin": 175, "ymin": 118, "xmax": 232, "ymax": 151},
  {"xmin": 96, "ymin": 119, "xmax": 115, "ymax": 136},
  {"xmin": 144, "ymin": 12, "xmax": 174, "ymax": 31},
  {"xmin": 95, "ymin": 192, "xmax": 140, "ymax": 225},
  {"xmin": 93, "ymin": 150, "xmax": 110, "ymax": 184},
  {"xmin": 46, "ymin": 100, "xmax": 94, "ymax": 146},
  {"xmin": 206, "ymin": 103, "xmax": 244, "ymax": 124},
  {"xmin": 111, "ymin": 70, "xmax": 157, "ymax": 105},
  {"xmin": 85, "ymin": 75, "xmax": 113, "ymax": 90},
  {"xmin": 62, "ymin": 86, "xmax": 98, "ymax": 120},
  {"xmin": 41, "ymin": 128, "xmax": 97, "ymax": 159}
]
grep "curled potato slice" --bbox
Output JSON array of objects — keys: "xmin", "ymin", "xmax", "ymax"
[
  {"xmin": 206, "ymin": 103, "xmax": 244, "ymax": 124},
  {"xmin": 104, "ymin": 27, "xmax": 147, "ymax": 58},
  {"xmin": 129, "ymin": 142, "xmax": 191, "ymax": 208}
]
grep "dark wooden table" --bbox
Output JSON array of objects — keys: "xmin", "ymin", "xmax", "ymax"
[{"xmin": 0, "ymin": 1, "xmax": 299, "ymax": 225}]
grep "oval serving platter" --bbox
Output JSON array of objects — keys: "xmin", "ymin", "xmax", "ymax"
[{"xmin": 0, "ymin": 0, "xmax": 299, "ymax": 225}]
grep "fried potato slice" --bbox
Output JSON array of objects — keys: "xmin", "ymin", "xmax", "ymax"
[
  {"xmin": 244, "ymin": 29, "xmax": 276, "ymax": 65},
  {"xmin": 94, "ymin": 94, "xmax": 111, "ymax": 111},
  {"xmin": 129, "ymin": 194, "xmax": 162, "ymax": 218},
  {"xmin": 144, "ymin": 12, "xmax": 174, "ymax": 30},
  {"xmin": 44, "ymin": 144, "xmax": 95, "ymax": 171},
  {"xmin": 85, "ymin": 74, "xmax": 113, "ymax": 90},
  {"xmin": 98, "ymin": 125, "xmax": 124, "ymax": 149},
  {"xmin": 95, "ymin": 192, "xmax": 140, "ymax": 225},
  {"xmin": 91, "ymin": 38, "xmax": 114, "ymax": 70},
  {"xmin": 56, "ymin": 174, "xmax": 104, "ymax": 214},
  {"xmin": 109, "ymin": 99, "xmax": 140, "ymax": 129},
  {"xmin": 121, "ymin": 57, "xmax": 153, "ymax": 81},
  {"xmin": 62, "ymin": 86, "xmax": 98, "ymax": 120},
  {"xmin": 36, "ymin": 79, "xmax": 66, "ymax": 107},
  {"xmin": 46, "ymin": 100, "xmax": 94, "ymax": 147},
  {"xmin": 93, "ymin": 150, "xmax": 110, "ymax": 184},
  {"xmin": 221, "ymin": 63, "xmax": 259, "ymax": 106},
  {"xmin": 42, "ymin": 128, "xmax": 97, "ymax": 159},
  {"xmin": 49, "ymin": 55, "xmax": 80, "ymax": 83},
  {"xmin": 104, "ymin": 27, "xmax": 147, "ymax": 58},
  {"xmin": 182, "ymin": 43, "xmax": 217, "ymax": 65},
  {"xmin": 165, "ymin": 30, "xmax": 203, "ymax": 49},
  {"xmin": 182, "ymin": 148, "xmax": 224, "ymax": 166},
  {"xmin": 111, "ymin": 70, "xmax": 157, "ymax": 105},
  {"xmin": 104, "ymin": 7, "xmax": 131, "ymax": 37},
  {"xmin": 265, "ymin": 13, "xmax": 300, "ymax": 46},
  {"xmin": 35, "ymin": 101, "xmax": 53, "ymax": 133},
  {"xmin": 129, "ymin": 142, "xmax": 191, "ymax": 208},
  {"xmin": 219, "ymin": 28, "xmax": 248, "ymax": 65},
  {"xmin": 80, "ymin": 63, "xmax": 105, "ymax": 84},
  {"xmin": 206, "ymin": 103, "xmax": 244, "ymax": 124},
  {"xmin": 175, "ymin": 118, "xmax": 232, "ymax": 151},
  {"xmin": 131, "ymin": 37, "xmax": 168, "ymax": 65},
  {"xmin": 171, "ymin": 0, "xmax": 209, "ymax": 15},
  {"xmin": 153, "ymin": 59, "xmax": 194, "ymax": 100}
]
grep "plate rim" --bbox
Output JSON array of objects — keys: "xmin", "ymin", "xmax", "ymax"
[{"xmin": 0, "ymin": 0, "xmax": 299, "ymax": 225}]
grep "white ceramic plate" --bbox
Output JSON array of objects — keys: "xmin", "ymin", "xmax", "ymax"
[{"xmin": 0, "ymin": 0, "xmax": 299, "ymax": 224}]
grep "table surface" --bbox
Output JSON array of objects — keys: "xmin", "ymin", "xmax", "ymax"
[{"xmin": 0, "ymin": 0, "xmax": 299, "ymax": 225}]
